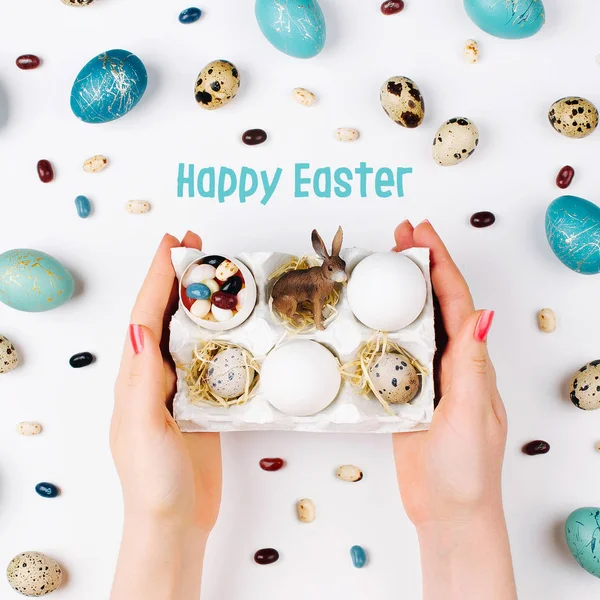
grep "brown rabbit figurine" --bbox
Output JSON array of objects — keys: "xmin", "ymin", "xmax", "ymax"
[{"xmin": 272, "ymin": 227, "xmax": 347, "ymax": 331}]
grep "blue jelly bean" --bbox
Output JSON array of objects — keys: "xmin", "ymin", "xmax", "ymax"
[
  {"xmin": 75, "ymin": 195, "xmax": 91, "ymax": 218},
  {"xmin": 179, "ymin": 7, "xmax": 202, "ymax": 23},
  {"xmin": 35, "ymin": 482, "xmax": 60, "ymax": 498},
  {"xmin": 186, "ymin": 282, "xmax": 211, "ymax": 300},
  {"xmin": 350, "ymin": 545, "xmax": 367, "ymax": 568}
]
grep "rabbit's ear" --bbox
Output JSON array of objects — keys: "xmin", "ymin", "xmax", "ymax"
[
  {"xmin": 331, "ymin": 226, "xmax": 343, "ymax": 257},
  {"xmin": 312, "ymin": 229, "xmax": 329, "ymax": 259}
]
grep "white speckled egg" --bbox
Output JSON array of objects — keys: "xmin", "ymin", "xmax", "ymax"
[
  {"xmin": 368, "ymin": 352, "xmax": 420, "ymax": 404},
  {"xmin": 7, "ymin": 551, "xmax": 63, "ymax": 596},
  {"xmin": 548, "ymin": 97, "xmax": 598, "ymax": 139},
  {"xmin": 206, "ymin": 348, "xmax": 254, "ymax": 399},
  {"xmin": 0, "ymin": 335, "xmax": 18, "ymax": 374},
  {"xmin": 194, "ymin": 60, "xmax": 240, "ymax": 110},
  {"xmin": 380, "ymin": 76, "xmax": 425, "ymax": 128},
  {"xmin": 433, "ymin": 117, "xmax": 479, "ymax": 166},
  {"xmin": 570, "ymin": 360, "xmax": 600, "ymax": 411}
]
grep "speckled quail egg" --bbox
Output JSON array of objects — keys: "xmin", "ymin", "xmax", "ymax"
[
  {"xmin": 61, "ymin": 0, "xmax": 96, "ymax": 5},
  {"xmin": 206, "ymin": 347, "xmax": 255, "ymax": 399},
  {"xmin": 570, "ymin": 360, "xmax": 600, "ymax": 411},
  {"xmin": 433, "ymin": 117, "xmax": 479, "ymax": 166},
  {"xmin": 548, "ymin": 97, "xmax": 598, "ymax": 139},
  {"xmin": 7, "ymin": 551, "xmax": 63, "ymax": 596},
  {"xmin": 0, "ymin": 335, "xmax": 18, "ymax": 374},
  {"xmin": 368, "ymin": 352, "xmax": 421, "ymax": 404},
  {"xmin": 380, "ymin": 76, "xmax": 425, "ymax": 128},
  {"xmin": 194, "ymin": 60, "xmax": 240, "ymax": 110}
]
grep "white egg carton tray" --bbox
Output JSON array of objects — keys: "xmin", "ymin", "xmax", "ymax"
[{"xmin": 169, "ymin": 247, "xmax": 435, "ymax": 433}]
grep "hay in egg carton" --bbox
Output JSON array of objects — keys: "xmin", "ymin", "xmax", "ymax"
[{"xmin": 170, "ymin": 246, "xmax": 435, "ymax": 433}]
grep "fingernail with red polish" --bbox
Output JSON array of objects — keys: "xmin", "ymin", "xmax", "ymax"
[
  {"xmin": 474, "ymin": 310, "xmax": 495, "ymax": 342},
  {"xmin": 129, "ymin": 324, "xmax": 144, "ymax": 355}
]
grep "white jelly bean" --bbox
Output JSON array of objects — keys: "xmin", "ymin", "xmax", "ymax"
[
  {"xmin": 191, "ymin": 299, "xmax": 211, "ymax": 318},
  {"xmin": 126, "ymin": 200, "xmax": 151, "ymax": 214},
  {"xmin": 83, "ymin": 155, "xmax": 108, "ymax": 173},
  {"xmin": 335, "ymin": 128, "xmax": 360, "ymax": 142},
  {"xmin": 183, "ymin": 264, "xmax": 216, "ymax": 287},
  {"xmin": 236, "ymin": 288, "xmax": 247, "ymax": 311},
  {"xmin": 538, "ymin": 308, "xmax": 556, "ymax": 333},
  {"xmin": 215, "ymin": 260, "xmax": 239, "ymax": 281},
  {"xmin": 337, "ymin": 465, "xmax": 363, "ymax": 482},
  {"xmin": 203, "ymin": 278, "xmax": 220, "ymax": 294},
  {"xmin": 16, "ymin": 421, "xmax": 42, "ymax": 436},
  {"xmin": 292, "ymin": 87, "xmax": 316, "ymax": 107},
  {"xmin": 464, "ymin": 39, "xmax": 479, "ymax": 63},
  {"xmin": 211, "ymin": 305, "xmax": 234, "ymax": 322},
  {"xmin": 297, "ymin": 498, "xmax": 315, "ymax": 523}
]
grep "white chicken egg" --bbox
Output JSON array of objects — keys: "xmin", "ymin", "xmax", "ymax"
[
  {"xmin": 261, "ymin": 340, "xmax": 341, "ymax": 416},
  {"xmin": 347, "ymin": 253, "xmax": 426, "ymax": 331}
]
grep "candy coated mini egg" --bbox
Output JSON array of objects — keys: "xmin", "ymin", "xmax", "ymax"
[
  {"xmin": 565, "ymin": 507, "xmax": 600, "ymax": 578},
  {"xmin": 206, "ymin": 347, "xmax": 255, "ymax": 399},
  {"xmin": 261, "ymin": 340, "xmax": 341, "ymax": 416},
  {"xmin": 0, "ymin": 249, "xmax": 74, "ymax": 312},
  {"xmin": 347, "ymin": 253, "xmax": 426, "ymax": 331},
  {"xmin": 464, "ymin": 0, "xmax": 545, "ymax": 39}
]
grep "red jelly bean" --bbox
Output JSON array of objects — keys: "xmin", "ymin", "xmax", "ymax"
[
  {"xmin": 242, "ymin": 129, "xmax": 268, "ymax": 146},
  {"xmin": 37, "ymin": 159, "xmax": 54, "ymax": 183},
  {"xmin": 212, "ymin": 291, "xmax": 237, "ymax": 310},
  {"xmin": 254, "ymin": 548, "xmax": 279, "ymax": 565},
  {"xmin": 259, "ymin": 458, "xmax": 285, "ymax": 472},
  {"xmin": 556, "ymin": 165, "xmax": 574, "ymax": 189},
  {"xmin": 16, "ymin": 55, "xmax": 41, "ymax": 70},
  {"xmin": 381, "ymin": 0, "xmax": 404, "ymax": 15},
  {"xmin": 522, "ymin": 440, "xmax": 550, "ymax": 456},
  {"xmin": 181, "ymin": 287, "xmax": 195, "ymax": 311},
  {"xmin": 470, "ymin": 211, "xmax": 496, "ymax": 228}
]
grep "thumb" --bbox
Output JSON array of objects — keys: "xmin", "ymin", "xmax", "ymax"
[
  {"xmin": 450, "ymin": 310, "xmax": 495, "ymax": 403},
  {"xmin": 127, "ymin": 324, "xmax": 166, "ymax": 408}
]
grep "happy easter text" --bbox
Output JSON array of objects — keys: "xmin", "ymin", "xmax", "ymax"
[{"xmin": 177, "ymin": 163, "xmax": 413, "ymax": 205}]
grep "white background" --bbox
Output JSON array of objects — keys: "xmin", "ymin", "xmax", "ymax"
[{"xmin": 1, "ymin": 0, "xmax": 600, "ymax": 598}]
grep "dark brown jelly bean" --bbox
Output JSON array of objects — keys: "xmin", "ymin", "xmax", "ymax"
[
  {"xmin": 259, "ymin": 458, "xmax": 284, "ymax": 472},
  {"xmin": 16, "ymin": 55, "xmax": 41, "ymax": 70},
  {"xmin": 212, "ymin": 291, "xmax": 237, "ymax": 310},
  {"xmin": 221, "ymin": 276, "xmax": 243, "ymax": 295},
  {"xmin": 254, "ymin": 548, "xmax": 279, "ymax": 565},
  {"xmin": 470, "ymin": 211, "xmax": 496, "ymax": 228},
  {"xmin": 381, "ymin": 0, "xmax": 404, "ymax": 15},
  {"xmin": 203, "ymin": 255, "xmax": 226, "ymax": 268},
  {"xmin": 69, "ymin": 352, "xmax": 95, "ymax": 368},
  {"xmin": 522, "ymin": 440, "xmax": 550, "ymax": 456},
  {"xmin": 556, "ymin": 165, "xmax": 575, "ymax": 189},
  {"xmin": 242, "ymin": 129, "xmax": 267, "ymax": 146},
  {"xmin": 37, "ymin": 159, "xmax": 54, "ymax": 183}
]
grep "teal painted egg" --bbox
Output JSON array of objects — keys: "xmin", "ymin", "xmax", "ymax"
[
  {"xmin": 0, "ymin": 249, "xmax": 74, "ymax": 312},
  {"xmin": 546, "ymin": 195, "xmax": 600, "ymax": 275},
  {"xmin": 464, "ymin": 0, "xmax": 545, "ymax": 39},
  {"xmin": 255, "ymin": 0, "xmax": 326, "ymax": 59},
  {"xmin": 566, "ymin": 508, "xmax": 600, "ymax": 578},
  {"xmin": 70, "ymin": 49, "xmax": 148, "ymax": 124}
]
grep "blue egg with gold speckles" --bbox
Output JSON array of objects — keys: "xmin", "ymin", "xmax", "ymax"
[
  {"xmin": 0, "ymin": 249, "xmax": 74, "ymax": 312},
  {"xmin": 546, "ymin": 195, "xmax": 600, "ymax": 275},
  {"xmin": 464, "ymin": 0, "xmax": 545, "ymax": 39},
  {"xmin": 566, "ymin": 508, "xmax": 600, "ymax": 578},
  {"xmin": 255, "ymin": 0, "xmax": 326, "ymax": 59},
  {"xmin": 70, "ymin": 49, "xmax": 148, "ymax": 124}
]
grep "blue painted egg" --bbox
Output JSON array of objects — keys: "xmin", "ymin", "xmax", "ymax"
[
  {"xmin": 255, "ymin": 0, "xmax": 326, "ymax": 59},
  {"xmin": 464, "ymin": 0, "xmax": 545, "ymax": 39},
  {"xmin": 546, "ymin": 195, "xmax": 600, "ymax": 275},
  {"xmin": 0, "ymin": 249, "xmax": 74, "ymax": 312},
  {"xmin": 70, "ymin": 49, "xmax": 148, "ymax": 124},
  {"xmin": 566, "ymin": 508, "xmax": 600, "ymax": 578}
]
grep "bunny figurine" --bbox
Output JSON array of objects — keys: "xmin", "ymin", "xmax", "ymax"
[{"xmin": 272, "ymin": 227, "xmax": 347, "ymax": 331}]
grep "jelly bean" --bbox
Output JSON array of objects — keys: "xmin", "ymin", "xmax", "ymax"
[
  {"xmin": 127, "ymin": 200, "xmax": 151, "ymax": 214},
  {"xmin": 464, "ymin": 39, "xmax": 479, "ymax": 64},
  {"xmin": 203, "ymin": 279, "xmax": 220, "ymax": 294},
  {"xmin": 297, "ymin": 499, "xmax": 315, "ymax": 523},
  {"xmin": 183, "ymin": 264, "xmax": 216, "ymax": 287},
  {"xmin": 35, "ymin": 482, "xmax": 60, "ymax": 498},
  {"xmin": 212, "ymin": 291, "xmax": 237, "ymax": 310},
  {"xmin": 191, "ymin": 299, "xmax": 211, "ymax": 319},
  {"xmin": 470, "ymin": 211, "xmax": 495, "ymax": 228},
  {"xmin": 236, "ymin": 288, "xmax": 247, "ymax": 311},
  {"xmin": 74, "ymin": 195, "xmax": 91, "ymax": 218},
  {"xmin": 83, "ymin": 155, "xmax": 108, "ymax": 173},
  {"xmin": 538, "ymin": 308, "xmax": 556, "ymax": 333},
  {"xmin": 522, "ymin": 440, "xmax": 550, "ymax": 455},
  {"xmin": 186, "ymin": 283, "xmax": 211, "ymax": 300},
  {"xmin": 380, "ymin": 0, "xmax": 404, "ymax": 15},
  {"xmin": 69, "ymin": 352, "xmax": 94, "ymax": 368},
  {"xmin": 556, "ymin": 165, "xmax": 575, "ymax": 189},
  {"xmin": 16, "ymin": 54, "xmax": 40, "ymax": 70},
  {"xmin": 292, "ymin": 87, "xmax": 316, "ymax": 107},
  {"xmin": 16, "ymin": 422, "xmax": 42, "ymax": 436},
  {"xmin": 215, "ymin": 260, "xmax": 239, "ymax": 281},
  {"xmin": 259, "ymin": 458, "xmax": 285, "ymax": 471},
  {"xmin": 350, "ymin": 545, "xmax": 367, "ymax": 568},
  {"xmin": 211, "ymin": 305, "xmax": 234, "ymax": 322},
  {"xmin": 37, "ymin": 159, "xmax": 54, "ymax": 183},
  {"xmin": 242, "ymin": 129, "xmax": 268, "ymax": 146},
  {"xmin": 336, "ymin": 128, "xmax": 360, "ymax": 142},
  {"xmin": 179, "ymin": 7, "xmax": 202, "ymax": 24},
  {"xmin": 337, "ymin": 465, "xmax": 363, "ymax": 482},
  {"xmin": 221, "ymin": 276, "xmax": 243, "ymax": 295},
  {"xmin": 203, "ymin": 255, "xmax": 226, "ymax": 268},
  {"xmin": 254, "ymin": 548, "xmax": 279, "ymax": 565}
]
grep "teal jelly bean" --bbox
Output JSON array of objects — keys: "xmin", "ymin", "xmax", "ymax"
[
  {"xmin": 75, "ymin": 195, "xmax": 91, "ymax": 218},
  {"xmin": 350, "ymin": 545, "xmax": 367, "ymax": 568},
  {"xmin": 186, "ymin": 282, "xmax": 211, "ymax": 300}
]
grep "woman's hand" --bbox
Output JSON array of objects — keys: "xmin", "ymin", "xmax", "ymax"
[
  {"xmin": 110, "ymin": 232, "xmax": 222, "ymax": 600},
  {"xmin": 393, "ymin": 220, "xmax": 516, "ymax": 600}
]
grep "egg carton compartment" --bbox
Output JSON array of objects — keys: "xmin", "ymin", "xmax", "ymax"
[{"xmin": 170, "ymin": 246, "xmax": 435, "ymax": 433}]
